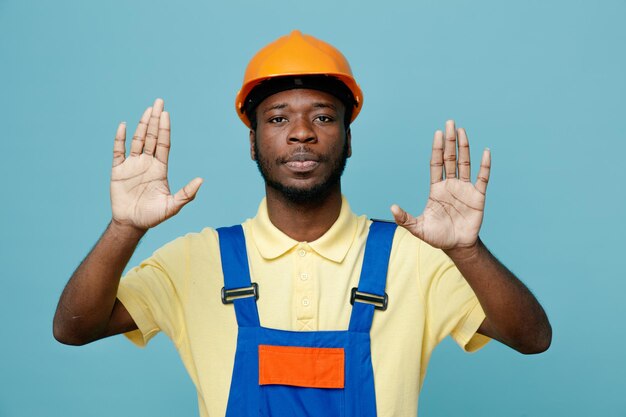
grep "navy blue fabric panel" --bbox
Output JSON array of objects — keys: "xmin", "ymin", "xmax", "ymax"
[
  {"xmin": 221, "ymin": 221, "xmax": 391, "ymax": 417},
  {"xmin": 226, "ymin": 327, "xmax": 377, "ymax": 417},
  {"xmin": 260, "ymin": 386, "xmax": 344, "ymax": 417},
  {"xmin": 348, "ymin": 302, "xmax": 375, "ymax": 333},
  {"xmin": 348, "ymin": 221, "xmax": 396, "ymax": 333},
  {"xmin": 344, "ymin": 331, "xmax": 375, "ymax": 417},
  {"xmin": 225, "ymin": 327, "xmax": 261, "ymax": 417},
  {"xmin": 217, "ymin": 225, "xmax": 260, "ymax": 328},
  {"xmin": 232, "ymin": 297, "xmax": 261, "ymax": 328},
  {"xmin": 217, "ymin": 225, "xmax": 253, "ymax": 289},
  {"xmin": 357, "ymin": 221, "xmax": 397, "ymax": 296},
  {"xmin": 258, "ymin": 327, "xmax": 347, "ymax": 346}
]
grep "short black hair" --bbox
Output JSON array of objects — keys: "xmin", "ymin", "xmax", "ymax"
[{"xmin": 244, "ymin": 75, "xmax": 354, "ymax": 131}]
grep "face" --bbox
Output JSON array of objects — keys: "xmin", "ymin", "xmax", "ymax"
[{"xmin": 250, "ymin": 88, "xmax": 352, "ymax": 204}]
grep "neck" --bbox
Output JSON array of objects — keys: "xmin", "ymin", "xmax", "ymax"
[{"xmin": 265, "ymin": 185, "xmax": 343, "ymax": 242}]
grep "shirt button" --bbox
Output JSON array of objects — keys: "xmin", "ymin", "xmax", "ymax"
[
  {"xmin": 298, "ymin": 249, "xmax": 307, "ymax": 257},
  {"xmin": 301, "ymin": 298, "xmax": 310, "ymax": 307},
  {"xmin": 300, "ymin": 273, "xmax": 309, "ymax": 281}
]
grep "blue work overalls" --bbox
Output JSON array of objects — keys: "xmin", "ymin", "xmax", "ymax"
[{"xmin": 217, "ymin": 221, "xmax": 396, "ymax": 417}]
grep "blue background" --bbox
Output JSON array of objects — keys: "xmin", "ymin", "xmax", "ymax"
[{"xmin": 1, "ymin": 0, "xmax": 625, "ymax": 416}]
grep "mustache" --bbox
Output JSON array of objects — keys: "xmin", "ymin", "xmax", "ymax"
[{"xmin": 279, "ymin": 146, "xmax": 326, "ymax": 163}]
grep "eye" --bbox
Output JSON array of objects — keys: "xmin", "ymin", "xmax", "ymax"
[
  {"xmin": 269, "ymin": 116, "xmax": 287, "ymax": 124},
  {"xmin": 316, "ymin": 115, "xmax": 334, "ymax": 123}
]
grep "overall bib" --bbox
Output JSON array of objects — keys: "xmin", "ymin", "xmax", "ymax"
[{"xmin": 217, "ymin": 221, "xmax": 396, "ymax": 417}]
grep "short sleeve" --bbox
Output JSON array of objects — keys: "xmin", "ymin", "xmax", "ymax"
[
  {"xmin": 418, "ymin": 241, "xmax": 490, "ymax": 353},
  {"xmin": 117, "ymin": 236, "xmax": 188, "ymax": 347}
]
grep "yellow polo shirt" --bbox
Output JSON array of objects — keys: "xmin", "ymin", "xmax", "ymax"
[{"xmin": 117, "ymin": 197, "xmax": 489, "ymax": 417}]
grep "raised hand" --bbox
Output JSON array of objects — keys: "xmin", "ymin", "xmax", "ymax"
[
  {"xmin": 391, "ymin": 120, "xmax": 491, "ymax": 250},
  {"xmin": 110, "ymin": 98, "xmax": 202, "ymax": 231}
]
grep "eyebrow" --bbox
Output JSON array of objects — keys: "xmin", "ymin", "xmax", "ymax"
[
  {"xmin": 262, "ymin": 101, "xmax": 338, "ymax": 114},
  {"xmin": 262, "ymin": 103, "xmax": 288, "ymax": 114},
  {"xmin": 311, "ymin": 102, "xmax": 337, "ymax": 110}
]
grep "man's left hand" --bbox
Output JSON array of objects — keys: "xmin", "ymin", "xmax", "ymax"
[{"xmin": 392, "ymin": 120, "xmax": 491, "ymax": 250}]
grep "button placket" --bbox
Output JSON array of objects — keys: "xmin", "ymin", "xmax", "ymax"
[{"xmin": 294, "ymin": 243, "xmax": 316, "ymax": 328}]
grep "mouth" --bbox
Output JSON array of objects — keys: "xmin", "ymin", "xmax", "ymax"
[{"xmin": 283, "ymin": 153, "xmax": 320, "ymax": 173}]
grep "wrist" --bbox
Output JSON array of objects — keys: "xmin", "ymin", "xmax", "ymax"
[
  {"xmin": 443, "ymin": 238, "xmax": 484, "ymax": 263},
  {"xmin": 109, "ymin": 218, "xmax": 148, "ymax": 241}
]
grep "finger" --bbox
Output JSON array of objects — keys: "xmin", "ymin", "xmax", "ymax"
[
  {"xmin": 130, "ymin": 107, "xmax": 152, "ymax": 156},
  {"xmin": 170, "ymin": 177, "xmax": 204, "ymax": 215},
  {"xmin": 430, "ymin": 130, "xmax": 444, "ymax": 184},
  {"xmin": 113, "ymin": 122, "xmax": 126, "ymax": 167},
  {"xmin": 443, "ymin": 120, "xmax": 457, "ymax": 179},
  {"xmin": 144, "ymin": 98, "xmax": 164, "ymax": 156},
  {"xmin": 457, "ymin": 128, "xmax": 471, "ymax": 182},
  {"xmin": 475, "ymin": 148, "xmax": 491, "ymax": 195},
  {"xmin": 391, "ymin": 204, "xmax": 424, "ymax": 240},
  {"xmin": 155, "ymin": 111, "xmax": 171, "ymax": 164}
]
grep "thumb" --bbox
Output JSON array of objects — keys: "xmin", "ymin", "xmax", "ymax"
[
  {"xmin": 391, "ymin": 204, "xmax": 424, "ymax": 239},
  {"xmin": 170, "ymin": 177, "xmax": 203, "ymax": 214}
]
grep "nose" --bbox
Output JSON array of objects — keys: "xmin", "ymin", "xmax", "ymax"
[{"xmin": 288, "ymin": 117, "xmax": 317, "ymax": 144}]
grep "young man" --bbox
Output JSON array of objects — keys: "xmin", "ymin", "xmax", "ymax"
[{"xmin": 54, "ymin": 30, "xmax": 551, "ymax": 417}]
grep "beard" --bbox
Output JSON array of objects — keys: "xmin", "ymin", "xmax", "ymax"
[{"xmin": 254, "ymin": 138, "xmax": 349, "ymax": 204}]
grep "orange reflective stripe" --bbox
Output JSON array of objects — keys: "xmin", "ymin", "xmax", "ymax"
[{"xmin": 258, "ymin": 345, "xmax": 345, "ymax": 389}]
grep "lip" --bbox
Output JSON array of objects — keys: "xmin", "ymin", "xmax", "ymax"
[{"xmin": 283, "ymin": 153, "xmax": 320, "ymax": 173}]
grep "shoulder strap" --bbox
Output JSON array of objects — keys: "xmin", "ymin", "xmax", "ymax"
[
  {"xmin": 349, "ymin": 221, "xmax": 397, "ymax": 333},
  {"xmin": 217, "ymin": 225, "xmax": 260, "ymax": 327}
]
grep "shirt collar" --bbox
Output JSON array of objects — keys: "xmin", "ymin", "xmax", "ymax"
[{"xmin": 248, "ymin": 196, "xmax": 358, "ymax": 263}]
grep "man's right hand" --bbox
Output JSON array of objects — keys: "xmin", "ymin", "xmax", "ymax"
[{"xmin": 111, "ymin": 98, "xmax": 203, "ymax": 231}]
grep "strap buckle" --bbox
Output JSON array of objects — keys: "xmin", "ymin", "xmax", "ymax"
[
  {"xmin": 221, "ymin": 282, "xmax": 259, "ymax": 304},
  {"xmin": 350, "ymin": 287, "xmax": 388, "ymax": 311}
]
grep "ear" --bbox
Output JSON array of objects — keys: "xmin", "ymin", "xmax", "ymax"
[
  {"xmin": 249, "ymin": 130, "xmax": 257, "ymax": 161},
  {"xmin": 346, "ymin": 128, "xmax": 352, "ymax": 158}
]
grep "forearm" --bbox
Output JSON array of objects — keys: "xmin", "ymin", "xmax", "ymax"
[
  {"xmin": 53, "ymin": 220, "xmax": 146, "ymax": 345},
  {"xmin": 445, "ymin": 239, "xmax": 552, "ymax": 354}
]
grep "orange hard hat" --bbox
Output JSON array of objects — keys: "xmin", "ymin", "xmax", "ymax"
[{"xmin": 235, "ymin": 30, "xmax": 363, "ymax": 128}]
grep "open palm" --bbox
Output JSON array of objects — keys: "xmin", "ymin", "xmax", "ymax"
[
  {"xmin": 392, "ymin": 120, "xmax": 491, "ymax": 250},
  {"xmin": 111, "ymin": 99, "xmax": 202, "ymax": 231}
]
